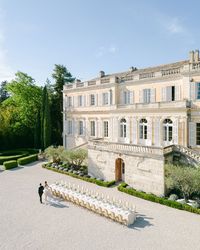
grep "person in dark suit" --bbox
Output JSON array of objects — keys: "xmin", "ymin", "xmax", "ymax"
[{"xmin": 38, "ymin": 183, "xmax": 44, "ymax": 203}]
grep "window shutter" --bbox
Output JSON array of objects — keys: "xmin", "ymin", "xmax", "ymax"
[
  {"xmin": 129, "ymin": 91, "xmax": 134, "ymax": 104},
  {"xmin": 162, "ymin": 87, "xmax": 167, "ymax": 102},
  {"xmin": 95, "ymin": 94, "xmax": 98, "ymax": 106},
  {"xmin": 150, "ymin": 89, "xmax": 156, "ymax": 103},
  {"xmin": 99, "ymin": 93, "xmax": 102, "ymax": 106},
  {"xmin": 83, "ymin": 120, "xmax": 86, "ymax": 136},
  {"xmin": 173, "ymin": 119, "xmax": 178, "ymax": 144},
  {"xmin": 166, "ymin": 86, "xmax": 172, "ymax": 101},
  {"xmin": 83, "ymin": 95, "xmax": 86, "ymax": 107},
  {"xmin": 139, "ymin": 90, "xmax": 143, "ymax": 103},
  {"xmin": 126, "ymin": 117, "xmax": 130, "ymax": 143},
  {"xmin": 189, "ymin": 122, "xmax": 196, "ymax": 146},
  {"xmin": 127, "ymin": 91, "xmax": 130, "ymax": 104},
  {"xmin": 120, "ymin": 90, "xmax": 123, "ymax": 104},
  {"xmin": 175, "ymin": 86, "xmax": 181, "ymax": 101},
  {"xmin": 86, "ymin": 95, "xmax": 90, "ymax": 106},
  {"xmin": 132, "ymin": 118, "xmax": 137, "ymax": 144},
  {"xmin": 190, "ymin": 82, "xmax": 197, "ymax": 100},
  {"xmin": 147, "ymin": 119, "xmax": 152, "ymax": 146},
  {"xmin": 154, "ymin": 118, "xmax": 160, "ymax": 146}
]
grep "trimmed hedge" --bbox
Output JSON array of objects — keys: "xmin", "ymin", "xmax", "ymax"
[
  {"xmin": 0, "ymin": 151, "xmax": 29, "ymax": 164},
  {"xmin": 17, "ymin": 154, "xmax": 38, "ymax": 165},
  {"xmin": 43, "ymin": 164, "xmax": 115, "ymax": 187},
  {"xmin": 118, "ymin": 183, "xmax": 200, "ymax": 215},
  {"xmin": 3, "ymin": 160, "xmax": 18, "ymax": 170}
]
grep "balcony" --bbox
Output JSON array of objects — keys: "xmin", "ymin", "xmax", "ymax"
[{"xmin": 88, "ymin": 139, "xmax": 164, "ymax": 158}]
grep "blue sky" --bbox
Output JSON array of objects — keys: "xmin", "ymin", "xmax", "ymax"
[{"xmin": 0, "ymin": 0, "xmax": 200, "ymax": 85}]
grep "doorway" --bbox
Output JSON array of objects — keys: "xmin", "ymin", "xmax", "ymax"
[{"xmin": 115, "ymin": 158, "xmax": 125, "ymax": 182}]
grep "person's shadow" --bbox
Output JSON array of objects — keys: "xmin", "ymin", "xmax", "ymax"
[
  {"xmin": 128, "ymin": 213, "xmax": 153, "ymax": 230},
  {"xmin": 47, "ymin": 197, "xmax": 69, "ymax": 208}
]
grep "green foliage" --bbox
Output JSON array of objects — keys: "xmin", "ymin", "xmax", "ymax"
[
  {"xmin": 4, "ymin": 160, "xmax": 18, "ymax": 170},
  {"xmin": 118, "ymin": 183, "xmax": 200, "ymax": 215},
  {"xmin": 61, "ymin": 149, "xmax": 88, "ymax": 166},
  {"xmin": 165, "ymin": 164, "xmax": 200, "ymax": 200},
  {"xmin": 0, "ymin": 81, "xmax": 9, "ymax": 102},
  {"xmin": 43, "ymin": 164, "xmax": 115, "ymax": 187},
  {"xmin": 0, "ymin": 151, "xmax": 29, "ymax": 164},
  {"xmin": 17, "ymin": 154, "xmax": 38, "ymax": 165},
  {"xmin": 44, "ymin": 146, "xmax": 64, "ymax": 163}
]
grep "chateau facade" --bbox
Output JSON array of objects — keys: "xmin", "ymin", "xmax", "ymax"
[{"xmin": 63, "ymin": 50, "xmax": 200, "ymax": 195}]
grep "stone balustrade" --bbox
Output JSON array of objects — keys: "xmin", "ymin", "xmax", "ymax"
[{"xmin": 88, "ymin": 139, "xmax": 163, "ymax": 157}]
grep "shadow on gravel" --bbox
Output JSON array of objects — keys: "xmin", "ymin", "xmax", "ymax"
[
  {"xmin": 128, "ymin": 213, "xmax": 153, "ymax": 230},
  {"xmin": 47, "ymin": 198, "xmax": 69, "ymax": 208},
  {"xmin": 8, "ymin": 166, "xmax": 24, "ymax": 171}
]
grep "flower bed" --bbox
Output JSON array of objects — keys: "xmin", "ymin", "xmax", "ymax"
[
  {"xmin": 42, "ymin": 163, "xmax": 115, "ymax": 187},
  {"xmin": 118, "ymin": 183, "xmax": 200, "ymax": 215}
]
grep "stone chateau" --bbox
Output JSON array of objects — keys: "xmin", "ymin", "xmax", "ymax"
[{"xmin": 63, "ymin": 50, "xmax": 200, "ymax": 195}]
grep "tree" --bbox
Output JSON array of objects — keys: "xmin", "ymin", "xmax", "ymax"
[
  {"xmin": 61, "ymin": 149, "xmax": 88, "ymax": 167},
  {"xmin": 51, "ymin": 65, "xmax": 75, "ymax": 145},
  {"xmin": 165, "ymin": 164, "xmax": 200, "ymax": 200},
  {"xmin": 41, "ymin": 86, "xmax": 51, "ymax": 149},
  {"xmin": 44, "ymin": 146, "xmax": 64, "ymax": 163},
  {"xmin": 0, "ymin": 81, "xmax": 9, "ymax": 102}
]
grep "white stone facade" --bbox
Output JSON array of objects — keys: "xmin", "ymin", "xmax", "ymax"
[{"xmin": 63, "ymin": 50, "xmax": 200, "ymax": 195}]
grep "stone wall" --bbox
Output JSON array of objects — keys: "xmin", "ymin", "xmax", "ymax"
[{"xmin": 88, "ymin": 148, "xmax": 165, "ymax": 196}]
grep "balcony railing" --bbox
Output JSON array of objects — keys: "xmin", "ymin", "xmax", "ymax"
[{"xmin": 88, "ymin": 139, "xmax": 163, "ymax": 157}]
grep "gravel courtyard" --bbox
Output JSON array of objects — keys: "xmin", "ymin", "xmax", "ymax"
[{"xmin": 0, "ymin": 161, "xmax": 199, "ymax": 250}]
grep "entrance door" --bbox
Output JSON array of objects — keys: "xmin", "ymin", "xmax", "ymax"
[{"xmin": 115, "ymin": 158, "xmax": 125, "ymax": 182}]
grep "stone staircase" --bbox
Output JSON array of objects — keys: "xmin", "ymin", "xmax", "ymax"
[{"xmin": 164, "ymin": 145, "xmax": 200, "ymax": 166}]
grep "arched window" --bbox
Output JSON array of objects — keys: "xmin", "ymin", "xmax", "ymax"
[
  {"xmin": 120, "ymin": 118, "xmax": 126, "ymax": 138},
  {"xmin": 139, "ymin": 119, "xmax": 148, "ymax": 139},
  {"xmin": 163, "ymin": 119, "xmax": 173, "ymax": 142}
]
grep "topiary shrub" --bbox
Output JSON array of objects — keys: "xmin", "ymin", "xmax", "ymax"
[
  {"xmin": 17, "ymin": 154, "xmax": 38, "ymax": 165},
  {"xmin": 4, "ymin": 160, "xmax": 18, "ymax": 170}
]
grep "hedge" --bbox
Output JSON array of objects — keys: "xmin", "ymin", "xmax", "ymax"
[
  {"xmin": 118, "ymin": 183, "xmax": 200, "ymax": 215},
  {"xmin": 17, "ymin": 154, "xmax": 38, "ymax": 165},
  {"xmin": 0, "ymin": 151, "xmax": 29, "ymax": 164},
  {"xmin": 43, "ymin": 164, "xmax": 115, "ymax": 187},
  {"xmin": 3, "ymin": 160, "xmax": 18, "ymax": 170}
]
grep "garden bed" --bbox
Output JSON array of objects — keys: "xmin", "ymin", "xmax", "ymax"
[
  {"xmin": 42, "ymin": 163, "xmax": 115, "ymax": 187},
  {"xmin": 118, "ymin": 183, "xmax": 200, "ymax": 215}
]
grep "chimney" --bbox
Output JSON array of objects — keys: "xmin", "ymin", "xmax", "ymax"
[
  {"xmin": 189, "ymin": 51, "xmax": 194, "ymax": 63},
  {"xmin": 194, "ymin": 49, "xmax": 199, "ymax": 62},
  {"xmin": 99, "ymin": 71, "xmax": 105, "ymax": 78}
]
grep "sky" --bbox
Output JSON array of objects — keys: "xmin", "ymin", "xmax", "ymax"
[{"xmin": 0, "ymin": 0, "xmax": 200, "ymax": 85}]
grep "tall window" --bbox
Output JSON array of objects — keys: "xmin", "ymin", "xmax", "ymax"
[
  {"xmin": 143, "ymin": 89, "xmax": 151, "ymax": 103},
  {"xmin": 78, "ymin": 121, "xmax": 83, "ymax": 135},
  {"xmin": 196, "ymin": 123, "xmax": 200, "ymax": 145},
  {"xmin": 139, "ymin": 119, "xmax": 147, "ymax": 139},
  {"xmin": 102, "ymin": 93, "xmax": 109, "ymax": 105},
  {"xmin": 103, "ymin": 121, "xmax": 109, "ymax": 137},
  {"xmin": 197, "ymin": 83, "xmax": 200, "ymax": 99},
  {"xmin": 90, "ymin": 94, "xmax": 95, "ymax": 106},
  {"xmin": 163, "ymin": 119, "xmax": 173, "ymax": 142},
  {"xmin": 90, "ymin": 121, "xmax": 95, "ymax": 136},
  {"xmin": 123, "ymin": 91, "xmax": 130, "ymax": 104},
  {"xmin": 78, "ymin": 95, "xmax": 83, "ymax": 106},
  {"xmin": 68, "ymin": 96, "xmax": 72, "ymax": 107},
  {"xmin": 120, "ymin": 118, "xmax": 127, "ymax": 138},
  {"xmin": 67, "ymin": 120, "xmax": 73, "ymax": 135}
]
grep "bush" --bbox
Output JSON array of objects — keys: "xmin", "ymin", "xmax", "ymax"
[
  {"xmin": 17, "ymin": 154, "xmax": 38, "ymax": 165},
  {"xmin": 168, "ymin": 194, "xmax": 178, "ymax": 201},
  {"xmin": 0, "ymin": 151, "xmax": 29, "ymax": 164},
  {"xmin": 4, "ymin": 160, "xmax": 18, "ymax": 170},
  {"xmin": 42, "ymin": 164, "xmax": 115, "ymax": 187},
  {"xmin": 118, "ymin": 183, "xmax": 200, "ymax": 215}
]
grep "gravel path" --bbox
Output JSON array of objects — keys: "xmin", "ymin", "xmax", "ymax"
[{"xmin": 0, "ymin": 161, "xmax": 199, "ymax": 250}]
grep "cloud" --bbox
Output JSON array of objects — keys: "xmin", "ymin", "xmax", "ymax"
[
  {"xmin": 166, "ymin": 18, "xmax": 185, "ymax": 34},
  {"xmin": 95, "ymin": 45, "xmax": 118, "ymax": 58},
  {"xmin": 0, "ymin": 9, "xmax": 14, "ymax": 82}
]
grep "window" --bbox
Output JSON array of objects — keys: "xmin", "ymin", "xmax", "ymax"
[
  {"xmin": 78, "ymin": 95, "xmax": 83, "ymax": 106},
  {"xmin": 143, "ymin": 89, "xmax": 151, "ymax": 103},
  {"xmin": 172, "ymin": 86, "xmax": 175, "ymax": 101},
  {"xmin": 78, "ymin": 121, "xmax": 83, "ymax": 135},
  {"xmin": 120, "ymin": 118, "xmax": 126, "ymax": 138},
  {"xmin": 103, "ymin": 121, "xmax": 109, "ymax": 137},
  {"xmin": 102, "ymin": 93, "xmax": 109, "ymax": 105},
  {"xmin": 90, "ymin": 94, "xmax": 95, "ymax": 105},
  {"xmin": 196, "ymin": 123, "xmax": 200, "ymax": 145},
  {"xmin": 123, "ymin": 91, "xmax": 130, "ymax": 104},
  {"xmin": 163, "ymin": 119, "xmax": 173, "ymax": 142},
  {"xmin": 67, "ymin": 120, "xmax": 73, "ymax": 135},
  {"xmin": 68, "ymin": 96, "xmax": 72, "ymax": 107},
  {"xmin": 90, "ymin": 121, "xmax": 95, "ymax": 136},
  {"xmin": 139, "ymin": 119, "xmax": 147, "ymax": 139},
  {"xmin": 197, "ymin": 83, "xmax": 200, "ymax": 99}
]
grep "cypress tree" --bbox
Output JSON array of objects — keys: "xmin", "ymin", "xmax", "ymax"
[{"xmin": 34, "ymin": 111, "xmax": 41, "ymax": 149}]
